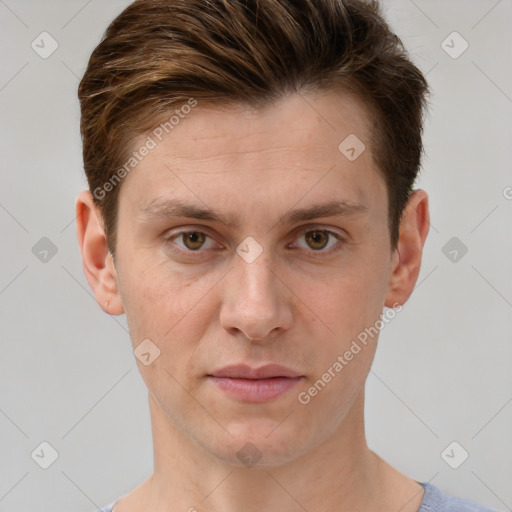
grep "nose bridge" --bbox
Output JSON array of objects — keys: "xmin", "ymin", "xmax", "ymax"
[
  {"xmin": 220, "ymin": 244, "xmax": 292, "ymax": 340},
  {"xmin": 237, "ymin": 249, "xmax": 275, "ymax": 301}
]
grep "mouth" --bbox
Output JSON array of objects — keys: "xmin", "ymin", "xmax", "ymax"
[{"xmin": 207, "ymin": 364, "xmax": 304, "ymax": 403}]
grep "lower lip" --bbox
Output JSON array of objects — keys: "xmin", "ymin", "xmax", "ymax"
[{"xmin": 208, "ymin": 376, "xmax": 303, "ymax": 403}]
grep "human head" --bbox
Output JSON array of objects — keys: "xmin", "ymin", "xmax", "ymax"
[
  {"xmin": 75, "ymin": 0, "xmax": 431, "ymax": 470},
  {"xmin": 78, "ymin": 0, "xmax": 429, "ymax": 257}
]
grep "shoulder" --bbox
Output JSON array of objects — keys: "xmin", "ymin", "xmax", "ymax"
[{"xmin": 418, "ymin": 482, "xmax": 500, "ymax": 512}]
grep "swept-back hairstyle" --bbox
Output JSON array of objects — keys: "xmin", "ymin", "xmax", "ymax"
[{"xmin": 79, "ymin": 0, "xmax": 429, "ymax": 255}]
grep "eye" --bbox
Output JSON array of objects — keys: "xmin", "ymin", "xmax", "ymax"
[
  {"xmin": 293, "ymin": 228, "xmax": 344, "ymax": 254},
  {"xmin": 165, "ymin": 230, "xmax": 218, "ymax": 253},
  {"xmin": 164, "ymin": 226, "xmax": 345, "ymax": 259}
]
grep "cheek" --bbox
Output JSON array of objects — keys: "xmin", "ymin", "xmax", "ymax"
[
  {"xmin": 119, "ymin": 264, "xmax": 215, "ymax": 397},
  {"xmin": 298, "ymin": 272, "xmax": 384, "ymax": 413},
  {"xmin": 119, "ymin": 256, "xmax": 222, "ymax": 348},
  {"xmin": 304, "ymin": 262, "xmax": 388, "ymax": 342}
]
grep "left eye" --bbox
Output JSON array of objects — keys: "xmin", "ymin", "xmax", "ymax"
[{"xmin": 294, "ymin": 229, "xmax": 341, "ymax": 252}]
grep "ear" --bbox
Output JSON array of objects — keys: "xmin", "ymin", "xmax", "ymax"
[
  {"xmin": 384, "ymin": 189, "xmax": 430, "ymax": 308},
  {"xmin": 75, "ymin": 190, "xmax": 124, "ymax": 315}
]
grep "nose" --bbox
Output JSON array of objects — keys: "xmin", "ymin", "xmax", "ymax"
[{"xmin": 219, "ymin": 249, "xmax": 293, "ymax": 342}]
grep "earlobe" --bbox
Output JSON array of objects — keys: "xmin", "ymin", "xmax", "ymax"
[
  {"xmin": 75, "ymin": 190, "xmax": 124, "ymax": 315},
  {"xmin": 384, "ymin": 189, "xmax": 430, "ymax": 308}
]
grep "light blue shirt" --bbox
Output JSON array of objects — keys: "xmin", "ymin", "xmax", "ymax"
[{"xmin": 94, "ymin": 482, "xmax": 499, "ymax": 511}]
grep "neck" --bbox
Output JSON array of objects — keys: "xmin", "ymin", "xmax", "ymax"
[{"xmin": 120, "ymin": 389, "xmax": 420, "ymax": 512}]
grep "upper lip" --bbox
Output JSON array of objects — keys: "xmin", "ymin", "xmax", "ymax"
[{"xmin": 208, "ymin": 364, "xmax": 303, "ymax": 379}]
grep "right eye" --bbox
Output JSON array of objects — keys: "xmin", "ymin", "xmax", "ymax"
[{"xmin": 163, "ymin": 228, "xmax": 223, "ymax": 259}]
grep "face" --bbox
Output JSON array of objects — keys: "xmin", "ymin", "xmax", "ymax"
[{"xmin": 112, "ymin": 91, "xmax": 396, "ymax": 466}]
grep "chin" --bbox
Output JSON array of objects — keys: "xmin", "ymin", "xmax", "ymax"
[{"xmin": 204, "ymin": 421, "xmax": 313, "ymax": 469}]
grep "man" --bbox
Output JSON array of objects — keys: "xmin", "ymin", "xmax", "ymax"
[{"xmin": 75, "ymin": 0, "xmax": 498, "ymax": 511}]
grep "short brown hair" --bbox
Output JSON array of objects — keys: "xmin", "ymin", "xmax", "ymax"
[{"xmin": 78, "ymin": 0, "xmax": 429, "ymax": 256}]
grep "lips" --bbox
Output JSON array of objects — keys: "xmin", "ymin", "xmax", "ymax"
[
  {"xmin": 209, "ymin": 364, "xmax": 303, "ymax": 379},
  {"xmin": 207, "ymin": 364, "xmax": 304, "ymax": 403}
]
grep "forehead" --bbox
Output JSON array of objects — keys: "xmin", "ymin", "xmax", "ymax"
[
  {"xmin": 160, "ymin": 90, "xmax": 374, "ymax": 162},
  {"xmin": 118, "ymin": 90, "xmax": 386, "ymax": 221}
]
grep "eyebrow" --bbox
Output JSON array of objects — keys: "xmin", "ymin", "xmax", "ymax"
[{"xmin": 138, "ymin": 198, "xmax": 368, "ymax": 228}]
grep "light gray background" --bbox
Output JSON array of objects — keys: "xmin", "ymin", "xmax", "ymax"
[{"xmin": 1, "ymin": 0, "xmax": 511, "ymax": 511}]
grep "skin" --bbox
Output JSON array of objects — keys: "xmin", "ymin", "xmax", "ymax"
[{"xmin": 76, "ymin": 90, "xmax": 430, "ymax": 512}]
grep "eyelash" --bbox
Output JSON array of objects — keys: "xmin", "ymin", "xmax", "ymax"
[{"xmin": 163, "ymin": 227, "xmax": 346, "ymax": 259}]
